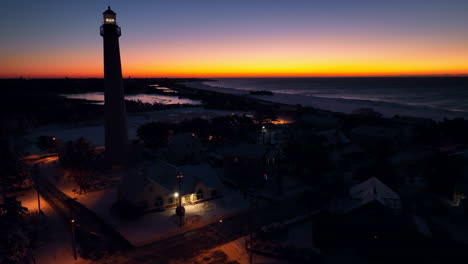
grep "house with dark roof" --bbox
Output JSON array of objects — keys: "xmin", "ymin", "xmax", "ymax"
[{"xmin": 117, "ymin": 160, "xmax": 223, "ymax": 212}]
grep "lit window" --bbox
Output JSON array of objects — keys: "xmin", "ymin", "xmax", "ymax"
[{"xmin": 105, "ymin": 18, "xmax": 115, "ymax": 23}]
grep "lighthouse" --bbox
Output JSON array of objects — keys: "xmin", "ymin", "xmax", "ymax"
[{"xmin": 100, "ymin": 7, "xmax": 129, "ymax": 165}]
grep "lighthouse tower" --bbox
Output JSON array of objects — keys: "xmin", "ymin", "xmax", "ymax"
[{"xmin": 100, "ymin": 7, "xmax": 129, "ymax": 165}]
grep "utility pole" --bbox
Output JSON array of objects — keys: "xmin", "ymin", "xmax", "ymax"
[
  {"xmin": 70, "ymin": 218, "xmax": 77, "ymax": 260},
  {"xmin": 246, "ymin": 192, "xmax": 256, "ymax": 264},
  {"xmin": 261, "ymin": 125, "xmax": 266, "ymax": 144},
  {"xmin": 176, "ymin": 172, "xmax": 185, "ymax": 227},
  {"xmin": 68, "ymin": 199, "xmax": 77, "ymax": 260},
  {"xmin": 32, "ymin": 164, "xmax": 41, "ymax": 213}
]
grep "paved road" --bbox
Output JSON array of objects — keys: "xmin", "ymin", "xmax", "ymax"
[
  {"xmin": 93, "ymin": 199, "xmax": 311, "ymax": 264},
  {"xmin": 27, "ymin": 157, "xmax": 133, "ymax": 255},
  {"xmin": 27, "ymin": 155, "xmax": 310, "ymax": 263}
]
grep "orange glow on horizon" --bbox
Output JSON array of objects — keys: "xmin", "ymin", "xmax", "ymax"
[{"xmin": 1, "ymin": 34, "xmax": 467, "ymax": 78}]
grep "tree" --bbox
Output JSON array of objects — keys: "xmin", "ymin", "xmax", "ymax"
[
  {"xmin": 0, "ymin": 196, "xmax": 30, "ymax": 264},
  {"xmin": 36, "ymin": 135, "xmax": 62, "ymax": 152},
  {"xmin": 352, "ymin": 107, "xmax": 383, "ymax": 118},
  {"xmin": 136, "ymin": 121, "xmax": 174, "ymax": 148},
  {"xmin": 0, "ymin": 140, "xmax": 27, "ymax": 198},
  {"xmin": 59, "ymin": 137, "xmax": 102, "ymax": 194}
]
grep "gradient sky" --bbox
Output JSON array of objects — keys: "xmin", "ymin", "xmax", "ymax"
[{"xmin": 1, "ymin": 0, "xmax": 467, "ymax": 78}]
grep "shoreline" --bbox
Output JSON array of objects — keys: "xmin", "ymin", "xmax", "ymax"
[{"xmin": 182, "ymin": 81, "xmax": 468, "ymax": 121}]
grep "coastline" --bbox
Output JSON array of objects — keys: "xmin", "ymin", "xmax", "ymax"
[{"xmin": 183, "ymin": 81, "xmax": 468, "ymax": 121}]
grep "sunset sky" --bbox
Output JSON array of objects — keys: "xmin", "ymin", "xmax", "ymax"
[{"xmin": 1, "ymin": 0, "xmax": 467, "ymax": 78}]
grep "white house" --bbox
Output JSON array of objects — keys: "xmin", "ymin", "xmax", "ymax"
[
  {"xmin": 330, "ymin": 177, "xmax": 401, "ymax": 214},
  {"xmin": 118, "ymin": 160, "xmax": 223, "ymax": 212}
]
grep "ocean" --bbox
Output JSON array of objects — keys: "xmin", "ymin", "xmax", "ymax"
[{"xmin": 197, "ymin": 77, "xmax": 468, "ymax": 120}]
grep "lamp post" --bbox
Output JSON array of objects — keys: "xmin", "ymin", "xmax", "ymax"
[
  {"xmin": 70, "ymin": 218, "xmax": 77, "ymax": 260},
  {"xmin": 243, "ymin": 190, "xmax": 257, "ymax": 264},
  {"xmin": 32, "ymin": 164, "xmax": 41, "ymax": 214},
  {"xmin": 261, "ymin": 126, "xmax": 266, "ymax": 144},
  {"xmin": 176, "ymin": 172, "xmax": 185, "ymax": 227}
]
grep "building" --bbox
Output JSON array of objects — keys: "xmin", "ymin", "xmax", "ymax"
[
  {"xmin": 118, "ymin": 161, "xmax": 223, "ymax": 212},
  {"xmin": 330, "ymin": 177, "xmax": 402, "ymax": 214},
  {"xmin": 100, "ymin": 7, "xmax": 129, "ymax": 165}
]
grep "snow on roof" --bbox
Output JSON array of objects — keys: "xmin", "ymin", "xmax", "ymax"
[
  {"xmin": 146, "ymin": 160, "xmax": 222, "ymax": 195},
  {"xmin": 118, "ymin": 168, "xmax": 148, "ymax": 201},
  {"xmin": 317, "ymin": 129, "xmax": 350, "ymax": 146},
  {"xmin": 349, "ymin": 177, "xmax": 401, "ymax": 211},
  {"xmin": 180, "ymin": 163, "xmax": 223, "ymax": 190}
]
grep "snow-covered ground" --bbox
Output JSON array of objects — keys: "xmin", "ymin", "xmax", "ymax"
[
  {"xmin": 72, "ymin": 187, "xmax": 248, "ymax": 246},
  {"xmin": 183, "ymin": 236, "xmax": 293, "ymax": 264},
  {"xmin": 44, "ymin": 163, "xmax": 250, "ymax": 247},
  {"xmin": 17, "ymin": 189, "xmax": 89, "ymax": 264},
  {"xmin": 185, "ymin": 81, "xmax": 468, "ymax": 121},
  {"xmin": 19, "ymin": 107, "xmax": 247, "ymax": 154}
]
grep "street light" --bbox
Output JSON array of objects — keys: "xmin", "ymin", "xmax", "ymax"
[
  {"xmin": 261, "ymin": 126, "xmax": 267, "ymax": 144},
  {"xmin": 176, "ymin": 172, "xmax": 185, "ymax": 227},
  {"xmin": 70, "ymin": 219, "xmax": 77, "ymax": 260},
  {"xmin": 32, "ymin": 164, "xmax": 41, "ymax": 214}
]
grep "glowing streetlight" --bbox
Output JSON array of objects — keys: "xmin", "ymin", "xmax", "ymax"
[
  {"xmin": 261, "ymin": 125, "xmax": 267, "ymax": 144},
  {"xmin": 70, "ymin": 219, "xmax": 77, "ymax": 260},
  {"xmin": 176, "ymin": 172, "xmax": 185, "ymax": 227}
]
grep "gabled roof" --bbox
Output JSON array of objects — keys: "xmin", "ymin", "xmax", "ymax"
[
  {"xmin": 330, "ymin": 177, "xmax": 401, "ymax": 214},
  {"xmin": 349, "ymin": 177, "xmax": 401, "ymax": 210},
  {"xmin": 118, "ymin": 168, "xmax": 148, "ymax": 201},
  {"xmin": 146, "ymin": 160, "xmax": 222, "ymax": 195}
]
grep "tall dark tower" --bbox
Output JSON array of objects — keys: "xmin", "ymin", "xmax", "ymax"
[{"xmin": 100, "ymin": 7, "xmax": 129, "ymax": 165}]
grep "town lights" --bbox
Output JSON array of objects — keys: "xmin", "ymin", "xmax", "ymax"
[{"xmin": 174, "ymin": 192, "xmax": 179, "ymax": 197}]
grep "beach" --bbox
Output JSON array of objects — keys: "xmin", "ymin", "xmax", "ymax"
[{"xmin": 184, "ymin": 80, "xmax": 468, "ymax": 121}]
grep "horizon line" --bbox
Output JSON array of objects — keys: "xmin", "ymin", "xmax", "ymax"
[{"xmin": 2, "ymin": 74, "xmax": 468, "ymax": 80}]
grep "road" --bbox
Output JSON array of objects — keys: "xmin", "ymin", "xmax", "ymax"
[
  {"xmin": 26, "ymin": 154, "xmax": 311, "ymax": 263},
  {"xmin": 26, "ymin": 155, "xmax": 133, "ymax": 256},
  {"xmin": 93, "ymin": 198, "xmax": 311, "ymax": 264}
]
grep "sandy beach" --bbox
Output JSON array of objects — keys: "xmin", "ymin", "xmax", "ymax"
[{"xmin": 184, "ymin": 81, "xmax": 468, "ymax": 121}]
